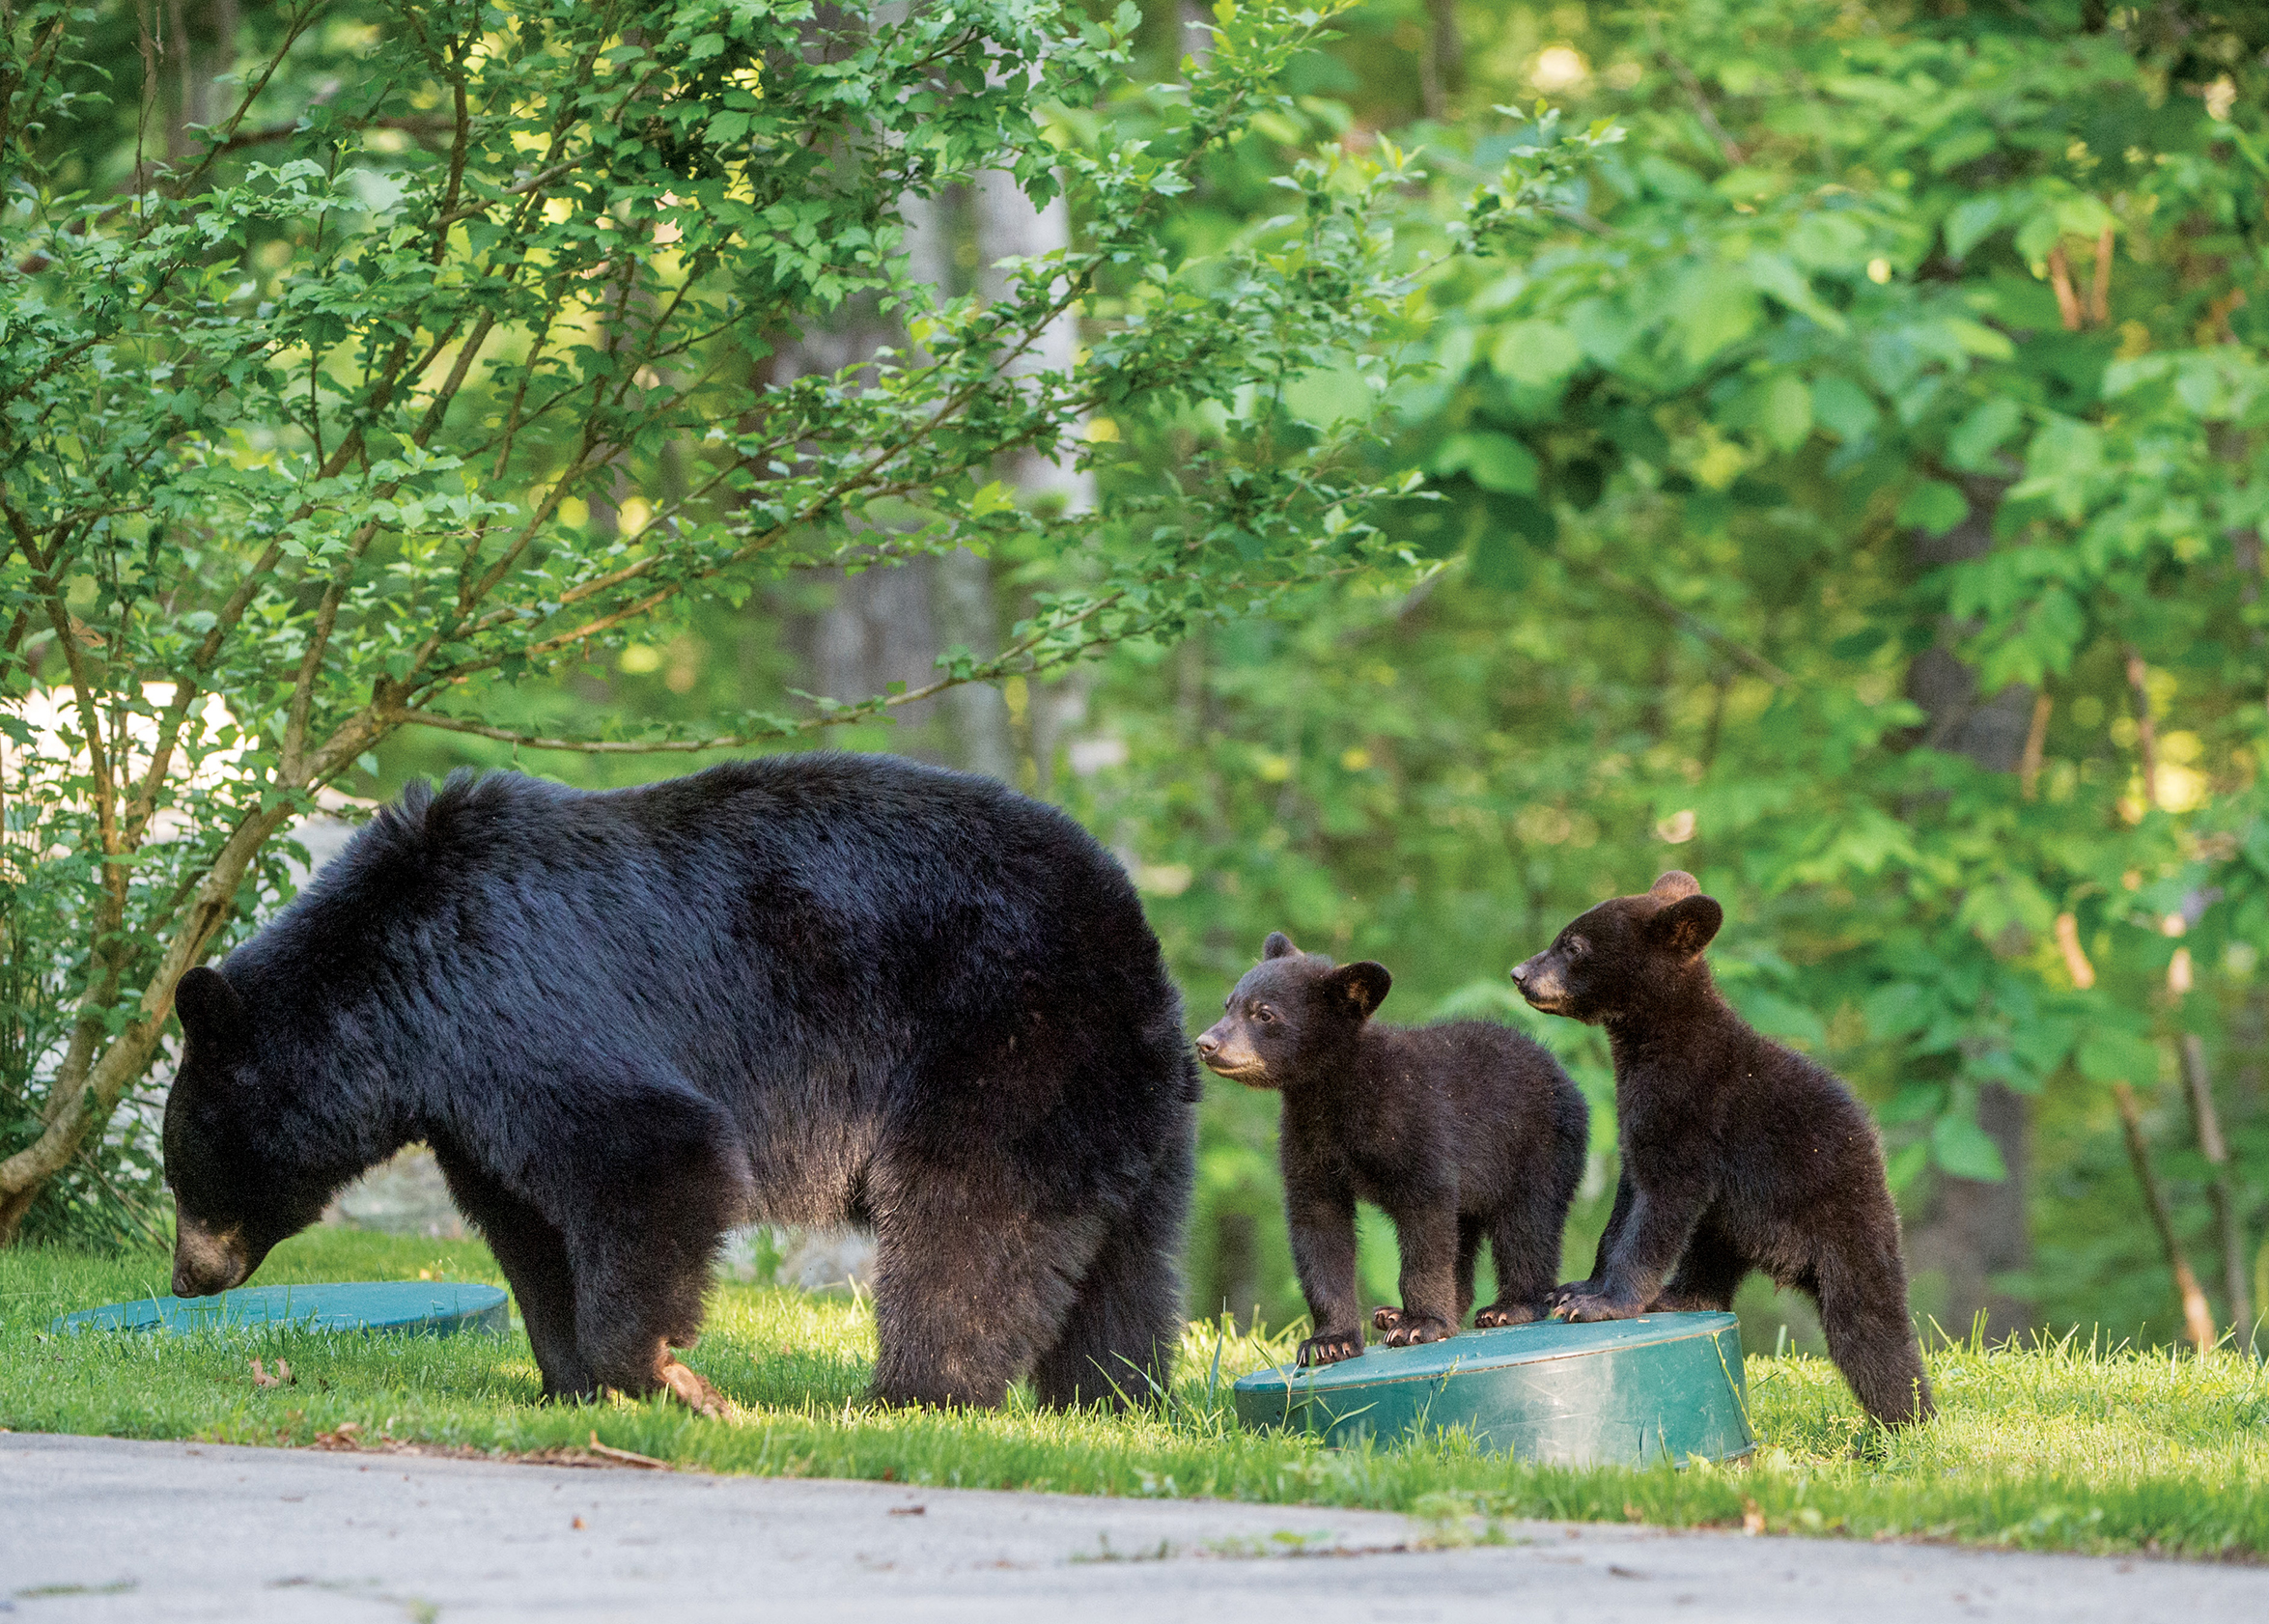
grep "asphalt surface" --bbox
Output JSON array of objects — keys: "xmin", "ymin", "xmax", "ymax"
[{"xmin": 3, "ymin": 1432, "xmax": 2263, "ymax": 1621}]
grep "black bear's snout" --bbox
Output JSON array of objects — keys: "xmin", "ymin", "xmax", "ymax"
[
  {"xmin": 1194, "ymin": 1030, "xmax": 1220, "ymax": 1059},
  {"xmin": 171, "ymin": 1214, "xmax": 253, "ymax": 1298}
]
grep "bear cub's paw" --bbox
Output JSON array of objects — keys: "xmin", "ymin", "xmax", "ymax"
[
  {"xmin": 1372, "ymin": 1306, "xmax": 1453, "ymax": 1348},
  {"xmin": 1551, "ymin": 1288, "xmax": 1644, "ymax": 1324},
  {"xmin": 1472, "ymin": 1302, "xmax": 1542, "ymax": 1329},
  {"xmin": 1296, "ymin": 1329, "xmax": 1367, "ymax": 1367}
]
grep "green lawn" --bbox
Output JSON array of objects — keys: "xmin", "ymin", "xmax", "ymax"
[{"xmin": 3, "ymin": 1230, "xmax": 2263, "ymax": 1559}]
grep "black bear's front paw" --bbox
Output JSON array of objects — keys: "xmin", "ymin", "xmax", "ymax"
[
  {"xmin": 1473, "ymin": 1301, "xmax": 1542, "ymax": 1329},
  {"xmin": 1297, "ymin": 1329, "xmax": 1366, "ymax": 1367},
  {"xmin": 1382, "ymin": 1312, "xmax": 1452, "ymax": 1348},
  {"xmin": 1543, "ymin": 1279, "xmax": 1596, "ymax": 1310},
  {"xmin": 1371, "ymin": 1304, "xmax": 1404, "ymax": 1332},
  {"xmin": 1553, "ymin": 1289, "xmax": 1643, "ymax": 1324}
]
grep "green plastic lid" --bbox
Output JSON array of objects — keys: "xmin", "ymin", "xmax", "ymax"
[
  {"xmin": 1233, "ymin": 1311, "xmax": 1752, "ymax": 1468},
  {"xmin": 51, "ymin": 1280, "xmax": 510, "ymax": 1338}
]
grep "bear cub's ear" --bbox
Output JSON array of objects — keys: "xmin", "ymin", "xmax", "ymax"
[
  {"xmin": 1649, "ymin": 894, "xmax": 1723, "ymax": 958},
  {"xmin": 1327, "ymin": 961, "xmax": 1391, "ymax": 1020},
  {"xmin": 1263, "ymin": 931, "xmax": 1301, "ymax": 960},
  {"xmin": 174, "ymin": 966, "xmax": 250, "ymax": 1056}
]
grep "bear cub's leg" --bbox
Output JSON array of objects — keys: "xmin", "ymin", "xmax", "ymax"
[{"xmin": 1368, "ymin": 1197, "xmax": 1460, "ymax": 1347}]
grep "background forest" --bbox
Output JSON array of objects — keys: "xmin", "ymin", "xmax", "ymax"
[{"xmin": 6, "ymin": 0, "xmax": 2267, "ymax": 1361}]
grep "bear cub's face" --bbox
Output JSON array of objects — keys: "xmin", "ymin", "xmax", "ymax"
[
  {"xmin": 1511, "ymin": 871, "xmax": 1723, "ymax": 1023},
  {"xmin": 161, "ymin": 966, "xmax": 329, "ymax": 1298},
  {"xmin": 1194, "ymin": 932, "xmax": 1391, "ymax": 1089}
]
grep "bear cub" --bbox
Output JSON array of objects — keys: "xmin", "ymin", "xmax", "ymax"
[
  {"xmin": 1512, "ymin": 872, "xmax": 1934, "ymax": 1428},
  {"xmin": 1197, "ymin": 933, "xmax": 1587, "ymax": 1368}
]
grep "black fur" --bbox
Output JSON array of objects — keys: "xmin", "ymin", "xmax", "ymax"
[
  {"xmin": 162, "ymin": 755, "xmax": 1197, "ymax": 1414},
  {"xmin": 1196, "ymin": 933, "xmax": 1587, "ymax": 1368},
  {"xmin": 1512, "ymin": 872, "xmax": 1935, "ymax": 1428}
]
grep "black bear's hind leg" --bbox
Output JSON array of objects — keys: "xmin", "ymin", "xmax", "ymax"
[
  {"xmin": 1648, "ymin": 1222, "xmax": 1749, "ymax": 1313},
  {"xmin": 1030, "ymin": 1166, "xmax": 1187, "ymax": 1411},
  {"xmin": 434, "ymin": 1151, "xmax": 594, "ymax": 1402},
  {"xmin": 868, "ymin": 1165, "xmax": 1095, "ymax": 1409},
  {"xmin": 1476, "ymin": 1193, "xmax": 1568, "ymax": 1328},
  {"xmin": 1813, "ymin": 1249, "xmax": 1934, "ymax": 1429}
]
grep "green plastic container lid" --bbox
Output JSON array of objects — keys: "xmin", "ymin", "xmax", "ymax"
[
  {"xmin": 51, "ymin": 1280, "xmax": 510, "ymax": 1338},
  {"xmin": 1233, "ymin": 1310, "xmax": 1752, "ymax": 1468}
]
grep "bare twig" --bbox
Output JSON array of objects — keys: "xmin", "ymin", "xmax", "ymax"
[
  {"xmin": 1562, "ymin": 555, "xmax": 1793, "ymax": 686},
  {"xmin": 2179, "ymin": 1036, "xmax": 2256, "ymax": 1353},
  {"xmin": 2048, "ymin": 242, "xmax": 2084, "ymax": 332},
  {"xmin": 2020, "ymin": 691, "xmax": 2051, "ymax": 799},
  {"xmin": 2112, "ymin": 1080, "xmax": 2218, "ymax": 1354},
  {"xmin": 1655, "ymin": 49, "xmax": 1744, "ymax": 167}
]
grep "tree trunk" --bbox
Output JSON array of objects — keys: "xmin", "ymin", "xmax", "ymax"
[{"xmin": 1902, "ymin": 482, "xmax": 2036, "ymax": 1342}]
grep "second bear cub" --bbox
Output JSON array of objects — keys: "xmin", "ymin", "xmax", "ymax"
[
  {"xmin": 1512, "ymin": 872, "xmax": 1934, "ymax": 1428},
  {"xmin": 1198, "ymin": 933, "xmax": 1587, "ymax": 1367}
]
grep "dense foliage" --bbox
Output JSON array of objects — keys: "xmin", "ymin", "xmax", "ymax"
[{"xmin": 0, "ymin": 0, "xmax": 1449, "ymax": 1239}]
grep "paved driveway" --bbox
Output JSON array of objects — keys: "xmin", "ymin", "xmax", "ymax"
[{"xmin": 3, "ymin": 1433, "xmax": 2261, "ymax": 1621}]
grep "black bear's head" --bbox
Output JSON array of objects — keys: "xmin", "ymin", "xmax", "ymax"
[
  {"xmin": 1510, "ymin": 871, "xmax": 1723, "ymax": 1025},
  {"xmin": 1193, "ymin": 932, "xmax": 1391, "ymax": 1090},
  {"xmin": 162, "ymin": 966, "xmax": 333, "ymax": 1298}
]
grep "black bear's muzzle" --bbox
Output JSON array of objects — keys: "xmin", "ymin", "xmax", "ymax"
[
  {"xmin": 1510, "ymin": 955, "xmax": 1572, "ymax": 1014},
  {"xmin": 171, "ymin": 1213, "xmax": 254, "ymax": 1298}
]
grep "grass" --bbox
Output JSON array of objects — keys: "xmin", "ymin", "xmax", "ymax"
[{"xmin": 3, "ymin": 1229, "xmax": 2264, "ymax": 1560}]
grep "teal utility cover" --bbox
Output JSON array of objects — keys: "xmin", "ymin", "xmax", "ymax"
[
  {"xmin": 51, "ymin": 1281, "xmax": 510, "ymax": 1338},
  {"xmin": 1233, "ymin": 1311, "xmax": 1751, "ymax": 1468}
]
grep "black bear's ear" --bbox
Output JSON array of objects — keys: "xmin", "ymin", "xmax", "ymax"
[
  {"xmin": 1650, "ymin": 871, "xmax": 1700, "ymax": 902},
  {"xmin": 173, "ymin": 966, "xmax": 249, "ymax": 1056},
  {"xmin": 1263, "ymin": 931, "xmax": 1301, "ymax": 960},
  {"xmin": 1329, "ymin": 961, "xmax": 1391, "ymax": 1020},
  {"xmin": 1650, "ymin": 894, "xmax": 1723, "ymax": 957}
]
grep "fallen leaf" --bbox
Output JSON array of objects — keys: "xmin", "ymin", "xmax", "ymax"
[
  {"xmin": 1743, "ymin": 1499, "xmax": 1765, "ymax": 1536},
  {"xmin": 572, "ymin": 1516, "xmax": 586, "ymax": 1530}
]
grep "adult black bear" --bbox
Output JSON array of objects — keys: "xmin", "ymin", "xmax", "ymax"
[
  {"xmin": 1196, "ymin": 934, "xmax": 1587, "ymax": 1367},
  {"xmin": 163, "ymin": 755, "xmax": 1197, "ymax": 1414},
  {"xmin": 1511, "ymin": 872, "xmax": 1934, "ymax": 1428}
]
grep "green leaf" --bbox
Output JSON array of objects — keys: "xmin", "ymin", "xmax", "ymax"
[
  {"xmin": 1810, "ymin": 375, "xmax": 1878, "ymax": 441},
  {"xmin": 1758, "ymin": 373, "xmax": 1814, "ymax": 452},
  {"xmin": 1931, "ymin": 1114, "xmax": 2010, "ymax": 1182},
  {"xmin": 1943, "ymin": 194, "xmax": 2004, "ymax": 261},
  {"xmin": 1947, "ymin": 398, "xmax": 2022, "ymax": 470},
  {"xmin": 1435, "ymin": 432, "xmax": 1540, "ymax": 494},
  {"xmin": 1672, "ymin": 263, "xmax": 1760, "ymax": 365},
  {"xmin": 1489, "ymin": 321, "xmax": 1583, "ymax": 388},
  {"xmin": 1896, "ymin": 480, "xmax": 1968, "ymax": 537}
]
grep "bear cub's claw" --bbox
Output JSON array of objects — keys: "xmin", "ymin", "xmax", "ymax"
[
  {"xmin": 1371, "ymin": 1305, "xmax": 1452, "ymax": 1347},
  {"xmin": 1385, "ymin": 1317, "xmax": 1451, "ymax": 1348},
  {"xmin": 1472, "ymin": 1302, "xmax": 1542, "ymax": 1329},
  {"xmin": 1296, "ymin": 1330, "xmax": 1366, "ymax": 1367},
  {"xmin": 1552, "ymin": 1289, "xmax": 1641, "ymax": 1324}
]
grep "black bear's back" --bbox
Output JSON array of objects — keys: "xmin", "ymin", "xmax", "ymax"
[{"xmin": 230, "ymin": 755, "xmax": 1189, "ymax": 1209}]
